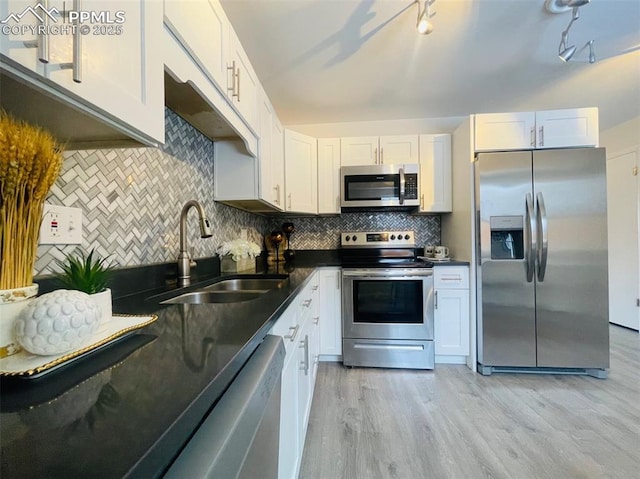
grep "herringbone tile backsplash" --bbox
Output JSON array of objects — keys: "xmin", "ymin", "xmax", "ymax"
[
  {"xmin": 35, "ymin": 109, "xmax": 268, "ymax": 276},
  {"xmin": 35, "ymin": 108, "xmax": 441, "ymax": 276},
  {"xmin": 269, "ymin": 213, "xmax": 440, "ymax": 250}
]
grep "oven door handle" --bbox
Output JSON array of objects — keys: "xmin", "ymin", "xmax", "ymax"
[
  {"xmin": 342, "ymin": 270, "xmax": 433, "ymax": 278},
  {"xmin": 398, "ymin": 167, "xmax": 406, "ymax": 205}
]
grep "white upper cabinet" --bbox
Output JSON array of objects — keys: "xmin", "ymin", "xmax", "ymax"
[
  {"xmin": 163, "ymin": 0, "xmax": 229, "ymax": 90},
  {"xmin": 1, "ymin": 0, "xmax": 164, "ymax": 146},
  {"xmin": 474, "ymin": 108, "xmax": 599, "ymax": 152},
  {"xmin": 317, "ymin": 138, "xmax": 341, "ymax": 214},
  {"xmin": 379, "ymin": 135, "xmax": 420, "ymax": 164},
  {"xmin": 227, "ymin": 27, "xmax": 258, "ymax": 132},
  {"xmin": 534, "ymin": 108, "xmax": 599, "ymax": 149},
  {"xmin": 341, "ymin": 135, "xmax": 419, "ymax": 166},
  {"xmin": 285, "ymin": 129, "xmax": 318, "ymax": 214},
  {"xmin": 418, "ymin": 134, "xmax": 452, "ymax": 213},
  {"xmin": 340, "ymin": 136, "xmax": 379, "ymax": 166}
]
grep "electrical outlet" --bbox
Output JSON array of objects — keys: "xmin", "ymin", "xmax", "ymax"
[{"xmin": 39, "ymin": 205, "xmax": 83, "ymax": 244}]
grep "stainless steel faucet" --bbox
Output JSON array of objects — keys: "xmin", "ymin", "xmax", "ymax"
[{"xmin": 178, "ymin": 200, "xmax": 213, "ymax": 286}]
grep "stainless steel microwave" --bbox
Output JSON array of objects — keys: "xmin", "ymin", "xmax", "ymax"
[{"xmin": 340, "ymin": 164, "xmax": 420, "ymax": 209}]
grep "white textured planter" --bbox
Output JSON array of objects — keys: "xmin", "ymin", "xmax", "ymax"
[
  {"xmin": 15, "ymin": 289, "xmax": 101, "ymax": 356},
  {"xmin": 91, "ymin": 288, "xmax": 112, "ymax": 324},
  {"xmin": 220, "ymin": 255, "xmax": 255, "ymax": 273},
  {"xmin": 0, "ymin": 284, "xmax": 39, "ymax": 358}
]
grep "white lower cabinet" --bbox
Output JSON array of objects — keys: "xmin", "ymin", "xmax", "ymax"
[
  {"xmin": 318, "ymin": 268, "xmax": 342, "ymax": 358},
  {"xmin": 434, "ymin": 266, "xmax": 470, "ymax": 362},
  {"xmin": 270, "ymin": 272, "xmax": 320, "ymax": 479}
]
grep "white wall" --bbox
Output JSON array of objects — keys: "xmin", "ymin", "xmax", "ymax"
[{"xmin": 600, "ymin": 116, "xmax": 640, "ymax": 154}]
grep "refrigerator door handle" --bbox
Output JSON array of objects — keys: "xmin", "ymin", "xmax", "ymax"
[
  {"xmin": 536, "ymin": 192, "xmax": 549, "ymax": 282},
  {"xmin": 525, "ymin": 193, "xmax": 537, "ymax": 282}
]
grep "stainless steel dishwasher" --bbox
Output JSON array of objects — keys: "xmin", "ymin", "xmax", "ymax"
[{"xmin": 164, "ymin": 335, "xmax": 285, "ymax": 479}]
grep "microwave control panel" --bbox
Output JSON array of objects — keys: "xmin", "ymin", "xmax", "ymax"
[{"xmin": 405, "ymin": 174, "xmax": 418, "ymax": 199}]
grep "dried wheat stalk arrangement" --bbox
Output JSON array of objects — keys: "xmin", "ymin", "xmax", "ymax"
[{"xmin": 0, "ymin": 112, "xmax": 64, "ymax": 290}]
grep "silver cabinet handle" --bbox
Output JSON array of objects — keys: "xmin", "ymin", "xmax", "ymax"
[
  {"xmin": 299, "ymin": 335, "xmax": 309, "ymax": 375},
  {"xmin": 313, "ymin": 316, "xmax": 319, "ymax": 325},
  {"xmin": 530, "ymin": 126, "xmax": 535, "ymax": 147},
  {"xmin": 273, "ymin": 184, "xmax": 280, "ymax": 205},
  {"xmin": 302, "ymin": 299, "xmax": 312, "ymax": 308},
  {"xmin": 434, "ymin": 290, "xmax": 438, "ymax": 310},
  {"xmin": 284, "ymin": 324, "xmax": 299, "ymax": 342},
  {"xmin": 23, "ymin": 0, "xmax": 50, "ymax": 63},
  {"xmin": 287, "ymin": 193, "xmax": 292, "ymax": 210},
  {"xmin": 421, "ymin": 193, "xmax": 425, "ymax": 210},
  {"xmin": 524, "ymin": 193, "xmax": 537, "ymax": 283},
  {"xmin": 536, "ymin": 192, "xmax": 548, "ymax": 282},
  {"xmin": 374, "ymin": 148, "xmax": 378, "ymax": 164},
  {"xmin": 380, "ymin": 147, "xmax": 383, "ymax": 164},
  {"xmin": 538, "ymin": 125, "xmax": 544, "ymax": 147},
  {"xmin": 236, "ymin": 68, "xmax": 240, "ymax": 102},
  {"xmin": 59, "ymin": 0, "xmax": 82, "ymax": 82},
  {"xmin": 311, "ymin": 285, "xmax": 318, "ymax": 291},
  {"xmin": 227, "ymin": 61, "xmax": 239, "ymax": 99},
  {"xmin": 398, "ymin": 167, "xmax": 406, "ymax": 205}
]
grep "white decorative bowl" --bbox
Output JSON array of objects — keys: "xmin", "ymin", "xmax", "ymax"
[{"xmin": 14, "ymin": 290, "xmax": 101, "ymax": 356}]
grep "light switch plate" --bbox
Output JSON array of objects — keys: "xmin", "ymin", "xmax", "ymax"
[{"xmin": 40, "ymin": 204, "xmax": 83, "ymax": 244}]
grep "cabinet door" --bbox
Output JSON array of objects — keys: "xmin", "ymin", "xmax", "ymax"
[
  {"xmin": 164, "ymin": 0, "xmax": 229, "ymax": 91},
  {"xmin": 278, "ymin": 344, "xmax": 300, "ymax": 479},
  {"xmin": 319, "ymin": 269, "xmax": 342, "ymax": 356},
  {"xmin": 0, "ymin": 0, "xmax": 47, "ymax": 74},
  {"xmin": 271, "ymin": 115, "xmax": 285, "ymax": 210},
  {"xmin": 434, "ymin": 288, "xmax": 470, "ymax": 356},
  {"xmin": 285, "ymin": 129, "xmax": 318, "ymax": 214},
  {"xmin": 379, "ymin": 135, "xmax": 419, "ymax": 164},
  {"xmin": 475, "ymin": 112, "xmax": 536, "ymax": 151},
  {"xmin": 1, "ymin": 0, "xmax": 164, "ymax": 145},
  {"xmin": 258, "ymin": 89, "xmax": 275, "ymax": 207},
  {"xmin": 340, "ymin": 136, "xmax": 379, "ymax": 166},
  {"xmin": 296, "ymin": 320, "xmax": 312, "ymax": 453},
  {"xmin": 419, "ymin": 134, "xmax": 452, "ymax": 213},
  {"xmin": 535, "ymin": 108, "xmax": 599, "ymax": 149},
  {"xmin": 228, "ymin": 27, "xmax": 258, "ymax": 131},
  {"xmin": 317, "ymin": 138, "xmax": 341, "ymax": 214}
]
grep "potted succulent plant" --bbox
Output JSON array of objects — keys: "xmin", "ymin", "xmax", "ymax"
[
  {"xmin": 54, "ymin": 248, "xmax": 115, "ymax": 324},
  {"xmin": 0, "ymin": 112, "xmax": 64, "ymax": 357}
]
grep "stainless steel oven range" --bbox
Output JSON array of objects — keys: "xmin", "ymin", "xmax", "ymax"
[{"xmin": 341, "ymin": 231, "xmax": 435, "ymax": 369}]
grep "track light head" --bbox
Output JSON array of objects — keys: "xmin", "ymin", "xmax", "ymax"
[
  {"xmin": 416, "ymin": 0, "xmax": 434, "ymax": 35},
  {"xmin": 559, "ymin": 45, "xmax": 577, "ymax": 62}
]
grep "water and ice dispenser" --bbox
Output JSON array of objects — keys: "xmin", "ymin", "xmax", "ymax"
[{"xmin": 490, "ymin": 216, "xmax": 524, "ymax": 259}]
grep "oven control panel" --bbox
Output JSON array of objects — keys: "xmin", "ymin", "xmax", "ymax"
[{"xmin": 341, "ymin": 230, "xmax": 415, "ymax": 248}]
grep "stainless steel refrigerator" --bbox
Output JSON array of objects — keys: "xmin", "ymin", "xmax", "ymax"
[{"xmin": 475, "ymin": 148, "xmax": 609, "ymax": 378}]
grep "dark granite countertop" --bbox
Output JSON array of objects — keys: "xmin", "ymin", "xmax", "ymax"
[{"xmin": 0, "ymin": 253, "xmax": 339, "ymax": 478}]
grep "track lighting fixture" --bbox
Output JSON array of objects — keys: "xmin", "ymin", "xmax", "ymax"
[
  {"xmin": 550, "ymin": 1, "xmax": 596, "ymax": 64},
  {"xmin": 416, "ymin": 0, "xmax": 434, "ymax": 35}
]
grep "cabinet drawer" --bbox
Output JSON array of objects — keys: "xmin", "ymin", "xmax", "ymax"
[{"xmin": 434, "ymin": 266, "xmax": 469, "ymax": 289}]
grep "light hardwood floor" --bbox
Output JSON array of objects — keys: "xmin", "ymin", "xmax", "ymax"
[{"xmin": 299, "ymin": 325, "xmax": 640, "ymax": 479}]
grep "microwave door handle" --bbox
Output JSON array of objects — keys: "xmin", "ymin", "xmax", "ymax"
[{"xmin": 399, "ymin": 167, "xmax": 405, "ymax": 205}]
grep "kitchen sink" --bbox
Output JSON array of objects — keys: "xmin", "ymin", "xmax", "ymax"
[
  {"xmin": 161, "ymin": 291, "xmax": 264, "ymax": 304},
  {"xmin": 159, "ymin": 275, "xmax": 289, "ymax": 305},
  {"xmin": 201, "ymin": 277, "xmax": 288, "ymax": 293}
]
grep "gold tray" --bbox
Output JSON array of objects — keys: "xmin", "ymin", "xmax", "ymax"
[{"xmin": 0, "ymin": 314, "xmax": 158, "ymax": 378}]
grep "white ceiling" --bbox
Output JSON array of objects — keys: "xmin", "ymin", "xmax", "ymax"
[{"xmin": 220, "ymin": 0, "xmax": 640, "ymax": 131}]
